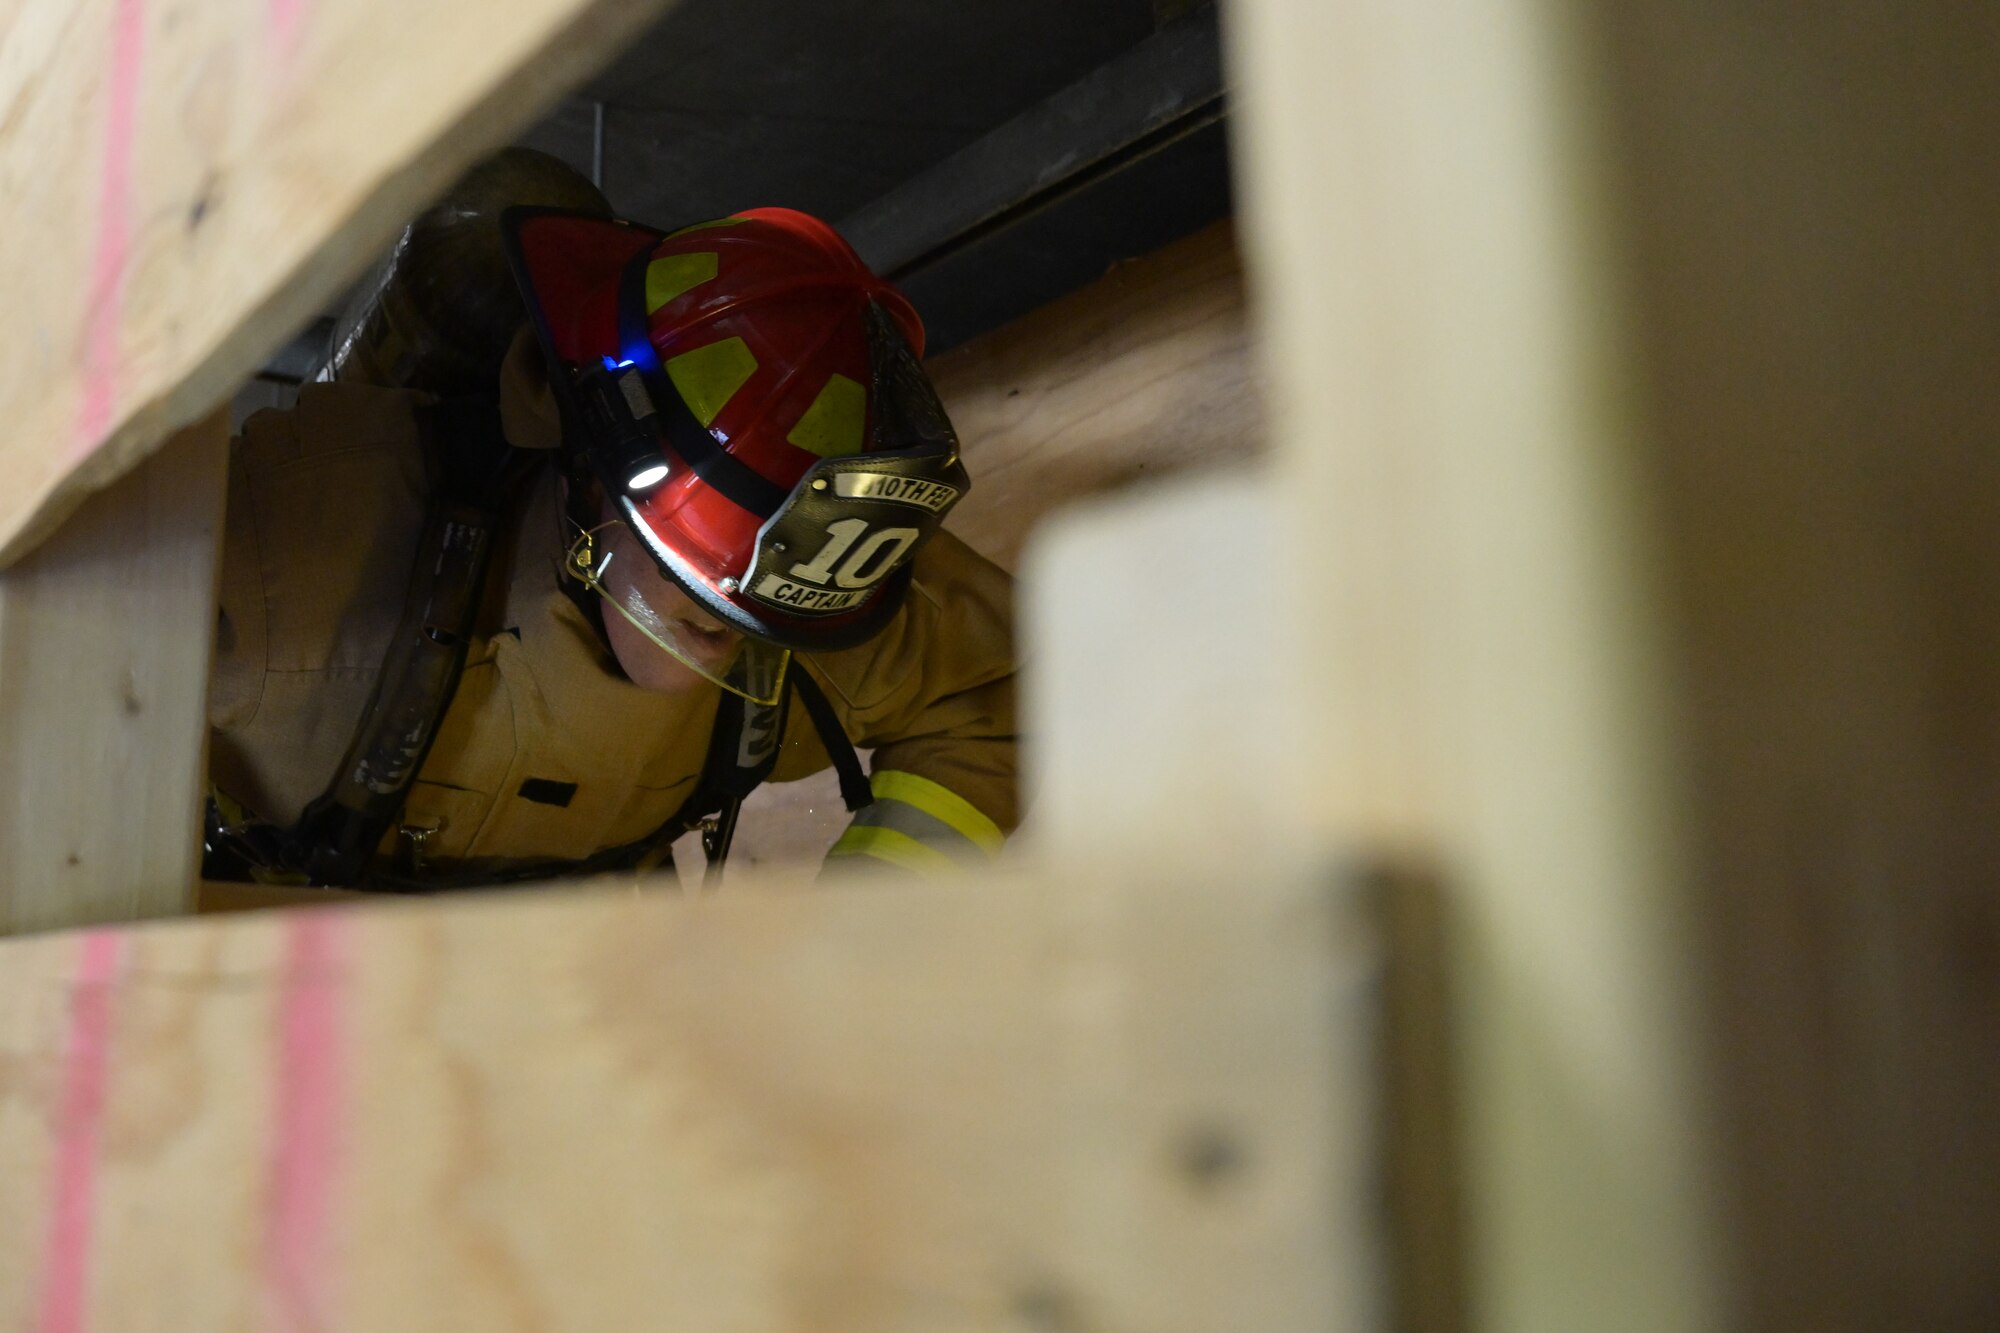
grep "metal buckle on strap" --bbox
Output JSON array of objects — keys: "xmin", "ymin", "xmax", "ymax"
[{"xmin": 397, "ymin": 816, "xmax": 443, "ymax": 875}]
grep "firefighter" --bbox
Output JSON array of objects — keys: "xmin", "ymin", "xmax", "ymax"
[{"xmin": 205, "ymin": 205, "xmax": 1016, "ymax": 889}]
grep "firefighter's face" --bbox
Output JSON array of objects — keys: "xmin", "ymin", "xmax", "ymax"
[{"xmin": 593, "ymin": 501, "xmax": 744, "ymax": 694}]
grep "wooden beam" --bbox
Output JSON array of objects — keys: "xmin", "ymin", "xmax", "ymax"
[
  {"xmin": 1226, "ymin": 0, "xmax": 1723, "ymax": 1327},
  {"xmin": 1021, "ymin": 474, "xmax": 1288, "ymax": 860},
  {"xmin": 933, "ymin": 221, "xmax": 1261, "ymax": 572},
  {"xmin": 0, "ymin": 416, "xmax": 226, "ymax": 935},
  {"xmin": 0, "ymin": 859, "xmax": 1379, "ymax": 1330},
  {"xmin": 0, "ymin": 0, "xmax": 671, "ymax": 569},
  {"xmin": 1588, "ymin": 6, "xmax": 2000, "ymax": 1325},
  {"xmin": 1229, "ymin": 0, "xmax": 2000, "ymax": 1323}
]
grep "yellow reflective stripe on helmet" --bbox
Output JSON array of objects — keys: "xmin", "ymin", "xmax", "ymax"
[
  {"xmin": 828, "ymin": 824, "xmax": 960, "ymax": 875},
  {"xmin": 666, "ymin": 336, "xmax": 758, "ymax": 426},
  {"xmin": 869, "ymin": 770, "xmax": 1004, "ymax": 857},
  {"xmin": 645, "ymin": 252, "xmax": 719, "ymax": 313},
  {"xmin": 667, "ymin": 215, "xmax": 745, "ymax": 238},
  {"xmin": 786, "ymin": 373, "xmax": 867, "ymax": 457}
]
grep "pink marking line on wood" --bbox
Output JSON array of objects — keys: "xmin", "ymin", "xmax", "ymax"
[
  {"xmin": 268, "ymin": 0, "xmax": 310, "ymax": 60},
  {"xmin": 262, "ymin": 912, "xmax": 352, "ymax": 1333},
  {"xmin": 74, "ymin": 0, "xmax": 148, "ymax": 455},
  {"xmin": 35, "ymin": 931, "xmax": 127, "ymax": 1333}
]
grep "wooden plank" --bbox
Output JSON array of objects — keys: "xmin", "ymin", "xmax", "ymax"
[
  {"xmin": 1588, "ymin": 6, "xmax": 2000, "ymax": 1327},
  {"xmin": 931, "ymin": 220, "xmax": 1261, "ymax": 572},
  {"xmin": 1021, "ymin": 474, "xmax": 1287, "ymax": 858},
  {"xmin": 0, "ymin": 416, "xmax": 227, "ymax": 935},
  {"xmin": 1018, "ymin": 440, "xmax": 1475, "ymax": 1329},
  {"xmin": 1226, "ymin": 0, "xmax": 1723, "ymax": 1328},
  {"xmin": 0, "ymin": 0, "xmax": 671, "ymax": 569},
  {"xmin": 1228, "ymin": 0, "xmax": 2000, "ymax": 1324},
  {"xmin": 0, "ymin": 858, "xmax": 1379, "ymax": 1331}
]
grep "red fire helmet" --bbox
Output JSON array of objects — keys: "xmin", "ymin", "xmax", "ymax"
[{"xmin": 502, "ymin": 206, "xmax": 969, "ymax": 652}]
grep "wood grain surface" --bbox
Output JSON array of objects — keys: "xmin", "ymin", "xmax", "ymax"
[
  {"xmin": 0, "ymin": 0, "xmax": 670, "ymax": 569},
  {"xmin": 1592, "ymin": 5, "xmax": 2000, "ymax": 1326},
  {"xmin": 1228, "ymin": 0, "xmax": 1722, "ymax": 1327},
  {"xmin": 0, "ymin": 416, "xmax": 226, "ymax": 935},
  {"xmin": 0, "ymin": 857, "xmax": 1379, "ymax": 1332},
  {"xmin": 929, "ymin": 220, "xmax": 1263, "ymax": 571},
  {"xmin": 1231, "ymin": 0, "xmax": 2000, "ymax": 1326}
]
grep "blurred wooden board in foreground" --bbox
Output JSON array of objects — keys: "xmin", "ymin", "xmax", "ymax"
[
  {"xmin": 0, "ymin": 859, "xmax": 1382, "ymax": 1332},
  {"xmin": 0, "ymin": 417, "xmax": 226, "ymax": 932},
  {"xmin": 0, "ymin": 0, "xmax": 670, "ymax": 569}
]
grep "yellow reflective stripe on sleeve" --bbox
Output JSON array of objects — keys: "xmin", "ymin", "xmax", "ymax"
[
  {"xmin": 869, "ymin": 770, "xmax": 1004, "ymax": 856},
  {"xmin": 209, "ymin": 782, "xmax": 249, "ymax": 827},
  {"xmin": 828, "ymin": 824, "xmax": 960, "ymax": 875}
]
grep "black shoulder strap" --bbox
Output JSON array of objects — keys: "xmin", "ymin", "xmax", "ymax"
[
  {"xmin": 679, "ymin": 665, "xmax": 790, "ymax": 887},
  {"xmin": 664, "ymin": 662, "xmax": 871, "ymax": 888},
  {"xmin": 791, "ymin": 668, "xmax": 873, "ymax": 813}
]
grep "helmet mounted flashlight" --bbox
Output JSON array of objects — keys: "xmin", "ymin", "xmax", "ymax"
[{"xmin": 573, "ymin": 359, "xmax": 672, "ymax": 495}]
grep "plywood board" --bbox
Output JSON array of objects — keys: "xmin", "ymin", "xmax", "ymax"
[
  {"xmin": 1225, "ymin": 0, "xmax": 1722, "ymax": 1327},
  {"xmin": 931, "ymin": 220, "xmax": 1261, "ymax": 571},
  {"xmin": 1020, "ymin": 473, "xmax": 1288, "ymax": 859},
  {"xmin": 0, "ymin": 0, "xmax": 670, "ymax": 569},
  {"xmin": 0, "ymin": 416, "xmax": 227, "ymax": 935},
  {"xmin": 1588, "ymin": 6, "xmax": 2000, "ymax": 1326},
  {"xmin": 0, "ymin": 858, "xmax": 1379, "ymax": 1331}
]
